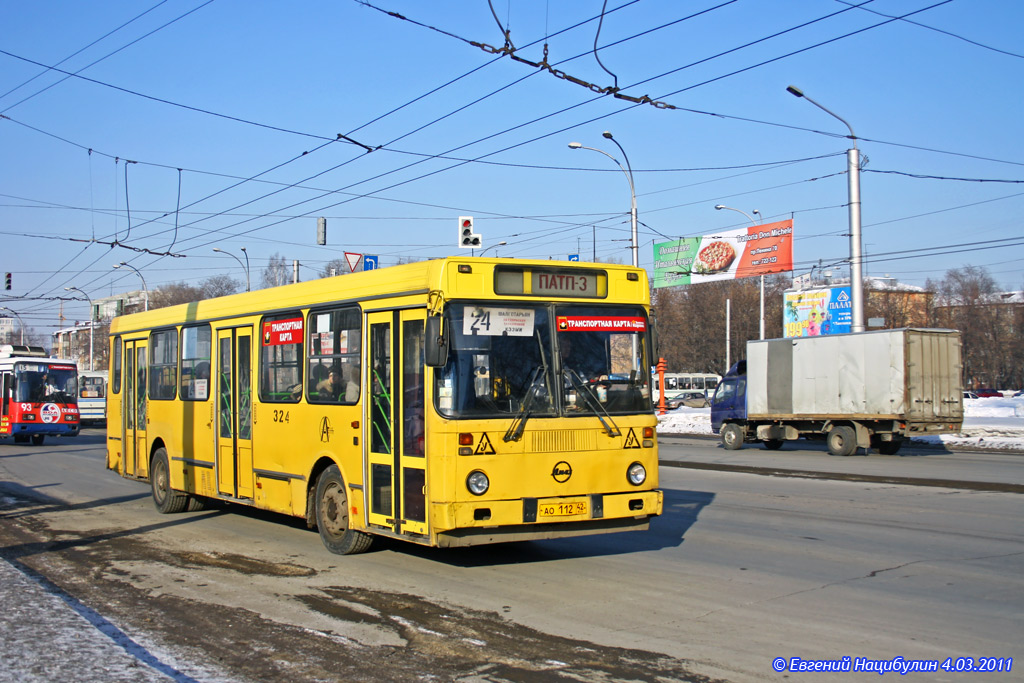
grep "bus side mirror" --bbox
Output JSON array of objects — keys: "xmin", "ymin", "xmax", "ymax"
[
  {"xmin": 649, "ymin": 316, "xmax": 659, "ymax": 358},
  {"xmin": 425, "ymin": 316, "xmax": 449, "ymax": 368}
]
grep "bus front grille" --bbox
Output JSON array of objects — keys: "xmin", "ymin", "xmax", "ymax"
[{"xmin": 530, "ymin": 429, "xmax": 597, "ymax": 453}]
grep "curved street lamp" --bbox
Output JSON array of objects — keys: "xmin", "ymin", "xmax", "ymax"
[
  {"xmin": 113, "ymin": 262, "xmax": 149, "ymax": 311},
  {"xmin": 63, "ymin": 286, "xmax": 94, "ymax": 371},
  {"xmin": 478, "ymin": 241, "xmax": 507, "ymax": 258},
  {"xmin": 787, "ymin": 85, "xmax": 863, "ymax": 332},
  {"xmin": 715, "ymin": 204, "xmax": 766, "ymax": 340},
  {"xmin": 569, "ymin": 131, "xmax": 639, "ymax": 267},
  {"xmin": 213, "ymin": 247, "xmax": 251, "ymax": 292},
  {"xmin": 1, "ymin": 306, "xmax": 25, "ymax": 344}
]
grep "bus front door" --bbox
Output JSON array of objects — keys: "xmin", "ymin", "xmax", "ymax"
[
  {"xmin": 123, "ymin": 339, "xmax": 148, "ymax": 478},
  {"xmin": 216, "ymin": 327, "xmax": 254, "ymax": 500},
  {"xmin": 364, "ymin": 311, "xmax": 427, "ymax": 538}
]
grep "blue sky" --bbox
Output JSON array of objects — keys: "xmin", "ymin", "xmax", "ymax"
[{"xmin": 2, "ymin": 0, "xmax": 1022, "ymax": 335}]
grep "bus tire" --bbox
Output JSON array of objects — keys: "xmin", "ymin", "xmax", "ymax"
[
  {"xmin": 31, "ymin": 435, "xmax": 44, "ymax": 446},
  {"xmin": 315, "ymin": 465, "xmax": 373, "ymax": 555},
  {"xmin": 13, "ymin": 434, "xmax": 28, "ymax": 444},
  {"xmin": 721, "ymin": 423, "xmax": 744, "ymax": 451},
  {"xmin": 826, "ymin": 425, "xmax": 857, "ymax": 456},
  {"xmin": 151, "ymin": 448, "xmax": 188, "ymax": 514}
]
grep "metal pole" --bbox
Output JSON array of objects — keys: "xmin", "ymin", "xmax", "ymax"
[
  {"xmin": 847, "ymin": 148, "xmax": 864, "ymax": 332},
  {"xmin": 569, "ymin": 138, "xmax": 638, "ymax": 267},
  {"xmin": 786, "ymin": 85, "xmax": 863, "ymax": 331},
  {"xmin": 64, "ymin": 287, "xmax": 94, "ymax": 371},
  {"xmin": 715, "ymin": 205, "xmax": 765, "ymax": 339},
  {"xmin": 602, "ymin": 132, "xmax": 638, "ymax": 268},
  {"xmin": 2, "ymin": 307, "xmax": 25, "ymax": 345},
  {"xmin": 240, "ymin": 247, "xmax": 250, "ymax": 292},
  {"xmin": 214, "ymin": 248, "xmax": 250, "ymax": 292},
  {"xmin": 725, "ymin": 298, "xmax": 731, "ymax": 373},
  {"xmin": 113, "ymin": 263, "xmax": 148, "ymax": 311}
]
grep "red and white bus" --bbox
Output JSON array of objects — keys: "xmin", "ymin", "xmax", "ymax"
[{"xmin": 0, "ymin": 345, "xmax": 81, "ymax": 445}]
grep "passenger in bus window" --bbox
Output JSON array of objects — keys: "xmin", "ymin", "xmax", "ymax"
[
  {"xmin": 342, "ymin": 362, "xmax": 360, "ymax": 402},
  {"xmin": 317, "ymin": 367, "xmax": 345, "ymax": 401}
]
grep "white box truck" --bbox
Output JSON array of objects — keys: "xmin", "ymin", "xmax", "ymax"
[{"xmin": 710, "ymin": 329, "xmax": 963, "ymax": 455}]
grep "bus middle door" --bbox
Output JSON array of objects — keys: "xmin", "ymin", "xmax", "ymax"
[
  {"xmin": 216, "ymin": 327, "xmax": 254, "ymax": 500},
  {"xmin": 123, "ymin": 339, "xmax": 148, "ymax": 478},
  {"xmin": 364, "ymin": 310, "xmax": 427, "ymax": 539}
]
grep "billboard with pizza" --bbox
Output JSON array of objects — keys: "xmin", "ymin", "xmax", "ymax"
[{"xmin": 652, "ymin": 219, "xmax": 794, "ymax": 288}]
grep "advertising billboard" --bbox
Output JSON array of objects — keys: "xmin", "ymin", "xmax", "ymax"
[
  {"xmin": 652, "ymin": 220, "xmax": 794, "ymax": 289},
  {"xmin": 783, "ymin": 286, "xmax": 852, "ymax": 337}
]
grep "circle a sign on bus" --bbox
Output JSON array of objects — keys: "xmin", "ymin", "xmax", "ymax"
[{"xmin": 40, "ymin": 403, "xmax": 61, "ymax": 423}]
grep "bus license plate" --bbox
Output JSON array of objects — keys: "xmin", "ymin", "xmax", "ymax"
[{"xmin": 538, "ymin": 499, "xmax": 588, "ymax": 518}]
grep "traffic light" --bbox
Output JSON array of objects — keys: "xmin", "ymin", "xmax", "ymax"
[
  {"xmin": 458, "ymin": 216, "xmax": 481, "ymax": 249},
  {"xmin": 4, "ymin": 273, "xmax": 10, "ymax": 290}
]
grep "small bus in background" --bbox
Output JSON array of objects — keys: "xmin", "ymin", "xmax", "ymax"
[
  {"xmin": 78, "ymin": 370, "xmax": 108, "ymax": 424},
  {"xmin": 652, "ymin": 372, "xmax": 721, "ymax": 402},
  {"xmin": 0, "ymin": 344, "xmax": 81, "ymax": 445}
]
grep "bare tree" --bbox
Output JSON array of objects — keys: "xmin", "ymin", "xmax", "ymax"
[
  {"xmin": 261, "ymin": 253, "xmax": 290, "ymax": 289},
  {"xmin": 928, "ymin": 265, "xmax": 1009, "ymax": 389},
  {"xmin": 201, "ymin": 274, "xmax": 241, "ymax": 298},
  {"xmin": 318, "ymin": 258, "xmax": 348, "ymax": 278},
  {"xmin": 652, "ymin": 274, "xmax": 788, "ymax": 374}
]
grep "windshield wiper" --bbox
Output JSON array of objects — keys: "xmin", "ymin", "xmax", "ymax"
[
  {"xmin": 503, "ymin": 365, "xmax": 546, "ymax": 443},
  {"xmin": 563, "ymin": 369, "xmax": 621, "ymax": 438}
]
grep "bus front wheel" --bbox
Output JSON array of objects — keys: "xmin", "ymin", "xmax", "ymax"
[
  {"xmin": 151, "ymin": 448, "xmax": 189, "ymax": 514},
  {"xmin": 315, "ymin": 465, "xmax": 373, "ymax": 556}
]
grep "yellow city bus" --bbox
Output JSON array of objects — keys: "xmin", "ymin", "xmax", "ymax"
[{"xmin": 106, "ymin": 257, "xmax": 662, "ymax": 554}]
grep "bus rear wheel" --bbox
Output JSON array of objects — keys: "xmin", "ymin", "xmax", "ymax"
[
  {"xmin": 30, "ymin": 435, "xmax": 44, "ymax": 446},
  {"xmin": 315, "ymin": 465, "xmax": 373, "ymax": 555},
  {"xmin": 151, "ymin": 447, "xmax": 188, "ymax": 514}
]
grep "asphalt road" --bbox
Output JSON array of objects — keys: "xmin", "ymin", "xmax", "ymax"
[{"xmin": 1, "ymin": 428, "xmax": 1021, "ymax": 682}]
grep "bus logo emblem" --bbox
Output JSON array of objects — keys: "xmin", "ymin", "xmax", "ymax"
[
  {"xmin": 40, "ymin": 403, "xmax": 60, "ymax": 424},
  {"xmin": 551, "ymin": 461, "xmax": 572, "ymax": 483}
]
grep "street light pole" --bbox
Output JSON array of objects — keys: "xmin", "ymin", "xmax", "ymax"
[
  {"xmin": 113, "ymin": 262, "xmax": 149, "ymax": 311},
  {"xmin": 214, "ymin": 247, "xmax": 251, "ymax": 292},
  {"xmin": 1, "ymin": 307, "xmax": 25, "ymax": 344},
  {"xmin": 715, "ymin": 204, "xmax": 766, "ymax": 340},
  {"xmin": 63, "ymin": 286, "xmax": 94, "ymax": 371},
  {"xmin": 478, "ymin": 241, "xmax": 507, "ymax": 257},
  {"xmin": 569, "ymin": 133, "xmax": 639, "ymax": 267},
  {"xmin": 787, "ymin": 85, "xmax": 863, "ymax": 332}
]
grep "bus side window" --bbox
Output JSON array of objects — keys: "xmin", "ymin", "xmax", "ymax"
[{"xmin": 112, "ymin": 337, "xmax": 122, "ymax": 394}]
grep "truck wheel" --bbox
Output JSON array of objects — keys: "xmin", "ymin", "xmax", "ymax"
[
  {"xmin": 877, "ymin": 438, "xmax": 903, "ymax": 455},
  {"xmin": 763, "ymin": 439, "xmax": 784, "ymax": 450},
  {"xmin": 826, "ymin": 426, "xmax": 857, "ymax": 456},
  {"xmin": 315, "ymin": 465, "xmax": 373, "ymax": 555},
  {"xmin": 151, "ymin": 448, "xmax": 189, "ymax": 514},
  {"xmin": 721, "ymin": 423, "xmax": 744, "ymax": 451}
]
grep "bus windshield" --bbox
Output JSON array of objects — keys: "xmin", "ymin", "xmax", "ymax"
[
  {"xmin": 15, "ymin": 362, "xmax": 78, "ymax": 404},
  {"xmin": 435, "ymin": 303, "xmax": 651, "ymax": 418}
]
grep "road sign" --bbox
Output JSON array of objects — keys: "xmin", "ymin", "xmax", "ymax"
[
  {"xmin": 363, "ymin": 255, "xmax": 379, "ymax": 271},
  {"xmin": 344, "ymin": 252, "xmax": 362, "ymax": 272},
  {"xmin": 568, "ymin": 254, "xmax": 579, "ymax": 262}
]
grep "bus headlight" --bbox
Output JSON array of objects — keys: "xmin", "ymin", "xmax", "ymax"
[
  {"xmin": 627, "ymin": 462, "xmax": 646, "ymax": 486},
  {"xmin": 466, "ymin": 470, "xmax": 490, "ymax": 496}
]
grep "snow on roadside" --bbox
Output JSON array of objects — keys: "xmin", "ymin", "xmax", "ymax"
[{"xmin": 657, "ymin": 396, "xmax": 1024, "ymax": 451}]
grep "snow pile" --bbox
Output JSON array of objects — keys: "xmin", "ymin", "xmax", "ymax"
[{"xmin": 657, "ymin": 396, "xmax": 1024, "ymax": 451}]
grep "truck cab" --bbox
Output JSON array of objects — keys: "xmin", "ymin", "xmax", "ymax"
[{"xmin": 710, "ymin": 361, "xmax": 746, "ymax": 435}]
